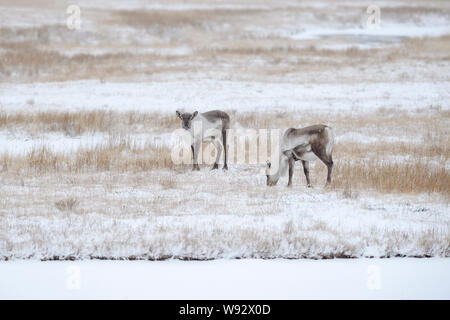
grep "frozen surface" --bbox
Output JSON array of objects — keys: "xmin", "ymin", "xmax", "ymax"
[{"xmin": 0, "ymin": 259, "xmax": 449, "ymax": 299}]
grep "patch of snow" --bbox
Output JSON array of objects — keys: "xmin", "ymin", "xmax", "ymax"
[
  {"xmin": 0, "ymin": 259, "xmax": 449, "ymax": 299},
  {"xmin": 290, "ymin": 24, "xmax": 450, "ymax": 41},
  {"xmin": 1, "ymin": 80, "xmax": 449, "ymax": 114},
  {"xmin": 0, "ymin": 131, "xmax": 170, "ymax": 155}
]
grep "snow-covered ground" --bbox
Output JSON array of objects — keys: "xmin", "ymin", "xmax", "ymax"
[
  {"xmin": 1, "ymin": 80, "xmax": 449, "ymax": 114},
  {"xmin": 0, "ymin": 0, "xmax": 448, "ymax": 267},
  {"xmin": 1, "ymin": 259, "xmax": 449, "ymax": 299},
  {"xmin": 1, "ymin": 164, "xmax": 448, "ymax": 260}
]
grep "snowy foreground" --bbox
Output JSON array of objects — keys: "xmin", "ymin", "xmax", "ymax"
[{"xmin": 1, "ymin": 259, "xmax": 449, "ymax": 299}]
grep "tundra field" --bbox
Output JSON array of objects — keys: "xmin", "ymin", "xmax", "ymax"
[{"xmin": 0, "ymin": 0, "xmax": 449, "ymax": 264}]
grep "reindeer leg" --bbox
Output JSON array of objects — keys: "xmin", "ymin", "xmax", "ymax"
[
  {"xmin": 326, "ymin": 154, "xmax": 333, "ymax": 185},
  {"xmin": 287, "ymin": 156, "xmax": 295, "ymax": 187},
  {"xmin": 211, "ymin": 140, "xmax": 221, "ymax": 170},
  {"xmin": 222, "ymin": 129, "xmax": 228, "ymax": 170},
  {"xmin": 192, "ymin": 140, "xmax": 201, "ymax": 171},
  {"xmin": 311, "ymin": 144, "xmax": 333, "ymax": 186},
  {"xmin": 301, "ymin": 160, "xmax": 312, "ymax": 188}
]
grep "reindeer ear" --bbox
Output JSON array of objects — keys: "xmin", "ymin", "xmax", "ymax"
[
  {"xmin": 191, "ymin": 111, "xmax": 198, "ymax": 119},
  {"xmin": 176, "ymin": 110, "xmax": 183, "ymax": 119}
]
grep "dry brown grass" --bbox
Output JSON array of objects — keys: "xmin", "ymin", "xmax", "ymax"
[
  {"xmin": 1, "ymin": 138, "xmax": 174, "ymax": 174},
  {"xmin": 336, "ymin": 141, "xmax": 450, "ymax": 159},
  {"xmin": 1, "ymin": 108, "xmax": 448, "ymax": 196},
  {"xmin": 0, "ymin": 41, "xmax": 186, "ymax": 81},
  {"xmin": 200, "ymin": 43, "xmax": 372, "ymax": 60},
  {"xmin": 0, "ymin": 110, "xmax": 178, "ymax": 135},
  {"xmin": 55, "ymin": 198, "xmax": 80, "ymax": 212},
  {"xmin": 0, "ymin": 37, "xmax": 376, "ymax": 81},
  {"xmin": 382, "ymin": 6, "xmax": 446, "ymax": 20},
  {"xmin": 114, "ymin": 9, "xmax": 264, "ymax": 29},
  {"xmin": 332, "ymin": 159, "xmax": 450, "ymax": 195},
  {"xmin": 158, "ymin": 175, "xmax": 178, "ymax": 189}
]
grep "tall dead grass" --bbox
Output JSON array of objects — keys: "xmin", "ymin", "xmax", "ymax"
[
  {"xmin": 0, "ymin": 42, "xmax": 125, "ymax": 80},
  {"xmin": 1, "ymin": 138, "xmax": 174, "ymax": 174},
  {"xmin": 114, "ymin": 8, "xmax": 266, "ymax": 29},
  {"xmin": 0, "ymin": 110, "xmax": 178, "ymax": 135},
  {"xmin": 55, "ymin": 198, "xmax": 80, "ymax": 212},
  {"xmin": 0, "ymin": 108, "xmax": 448, "ymax": 196},
  {"xmin": 336, "ymin": 141, "xmax": 450, "ymax": 160},
  {"xmin": 73, "ymin": 138, "xmax": 173, "ymax": 172},
  {"xmin": 1, "ymin": 34, "xmax": 448, "ymax": 81},
  {"xmin": 0, "ymin": 41, "xmax": 184, "ymax": 81},
  {"xmin": 331, "ymin": 159, "xmax": 450, "ymax": 195}
]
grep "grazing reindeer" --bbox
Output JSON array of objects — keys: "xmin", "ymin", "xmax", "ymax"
[
  {"xmin": 176, "ymin": 110, "xmax": 230, "ymax": 170},
  {"xmin": 266, "ymin": 125, "xmax": 334, "ymax": 187}
]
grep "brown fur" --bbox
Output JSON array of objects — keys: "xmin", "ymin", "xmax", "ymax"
[
  {"xmin": 280, "ymin": 125, "xmax": 334, "ymax": 187},
  {"xmin": 177, "ymin": 109, "xmax": 230, "ymax": 170}
]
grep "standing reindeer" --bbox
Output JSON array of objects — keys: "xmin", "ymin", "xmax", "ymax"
[
  {"xmin": 176, "ymin": 110, "xmax": 230, "ymax": 170},
  {"xmin": 266, "ymin": 125, "xmax": 334, "ymax": 187}
]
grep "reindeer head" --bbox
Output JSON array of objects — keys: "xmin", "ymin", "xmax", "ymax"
[{"xmin": 176, "ymin": 110, "xmax": 198, "ymax": 130}]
